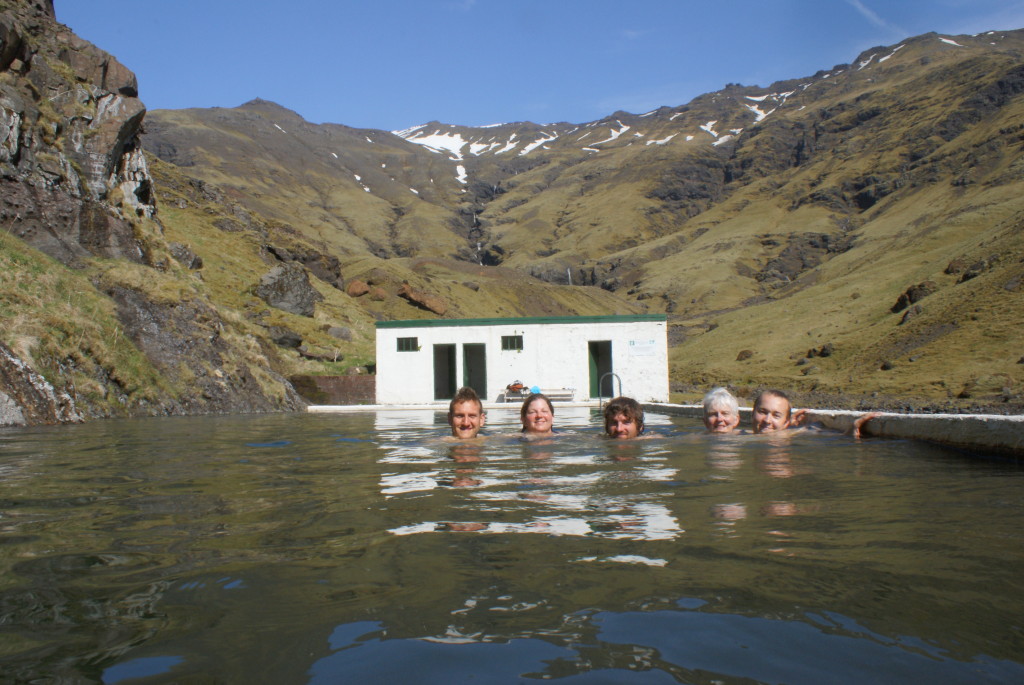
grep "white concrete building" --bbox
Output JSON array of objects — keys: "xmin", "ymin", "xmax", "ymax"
[{"xmin": 375, "ymin": 315, "xmax": 669, "ymax": 405}]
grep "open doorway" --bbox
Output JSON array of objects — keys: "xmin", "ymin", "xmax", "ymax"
[
  {"xmin": 588, "ymin": 340, "xmax": 613, "ymax": 398},
  {"xmin": 433, "ymin": 344, "xmax": 456, "ymax": 400},
  {"xmin": 462, "ymin": 343, "xmax": 487, "ymax": 400}
]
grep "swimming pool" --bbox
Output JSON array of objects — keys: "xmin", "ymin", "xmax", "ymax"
[{"xmin": 1, "ymin": 408, "xmax": 1021, "ymax": 683}]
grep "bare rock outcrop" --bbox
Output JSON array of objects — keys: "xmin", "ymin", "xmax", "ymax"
[
  {"xmin": 266, "ymin": 243, "xmax": 344, "ymax": 289},
  {"xmin": 891, "ymin": 281, "xmax": 938, "ymax": 313},
  {"xmin": 346, "ymin": 279, "xmax": 370, "ymax": 297},
  {"xmin": 108, "ymin": 286, "xmax": 305, "ymax": 414},
  {"xmin": 0, "ymin": 341, "xmax": 82, "ymax": 426},
  {"xmin": 0, "ymin": 0, "xmax": 156, "ymax": 266},
  {"xmin": 254, "ymin": 262, "xmax": 324, "ymax": 317},
  {"xmin": 398, "ymin": 283, "xmax": 448, "ymax": 315}
]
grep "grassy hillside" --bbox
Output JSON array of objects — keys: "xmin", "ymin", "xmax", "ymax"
[
  {"xmin": 140, "ymin": 30, "xmax": 1024, "ymax": 411},
  {"xmin": 149, "ymin": 155, "xmax": 643, "ymax": 347}
]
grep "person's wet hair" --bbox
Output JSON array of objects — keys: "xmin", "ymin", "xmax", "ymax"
[
  {"xmin": 753, "ymin": 389, "xmax": 791, "ymax": 418},
  {"xmin": 603, "ymin": 396, "xmax": 645, "ymax": 434},
  {"xmin": 520, "ymin": 393, "xmax": 553, "ymax": 421},
  {"xmin": 703, "ymin": 387, "xmax": 739, "ymax": 416},
  {"xmin": 449, "ymin": 386, "xmax": 483, "ymax": 415}
]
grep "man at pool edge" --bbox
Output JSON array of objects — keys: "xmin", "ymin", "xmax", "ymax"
[
  {"xmin": 447, "ymin": 387, "xmax": 486, "ymax": 440},
  {"xmin": 751, "ymin": 389, "xmax": 806, "ymax": 433},
  {"xmin": 603, "ymin": 396, "xmax": 645, "ymax": 439},
  {"xmin": 752, "ymin": 389, "xmax": 879, "ymax": 437}
]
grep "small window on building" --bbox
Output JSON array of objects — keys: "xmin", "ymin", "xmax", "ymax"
[
  {"xmin": 397, "ymin": 337, "xmax": 418, "ymax": 352},
  {"xmin": 501, "ymin": 335, "xmax": 524, "ymax": 351}
]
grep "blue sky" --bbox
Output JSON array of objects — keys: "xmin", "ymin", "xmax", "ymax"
[{"xmin": 57, "ymin": 0, "xmax": 1024, "ymax": 131}]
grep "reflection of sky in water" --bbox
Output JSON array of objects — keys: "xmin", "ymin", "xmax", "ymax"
[
  {"xmin": 310, "ymin": 605, "xmax": 1024, "ymax": 684},
  {"xmin": 103, "ymin": 656, "xmax": 184, "ymax": 683}
]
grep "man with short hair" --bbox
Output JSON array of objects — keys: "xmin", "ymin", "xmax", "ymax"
[
  {"xmin": 447, "ymin": 387, "xmax": 486, "ymax": 440},
  {"xmin": 603, "ymin": 396, "xmax": 645, "ymax": 439},
  {"xmin": 752, "ymin": 388, "xmax": 879, "ymax": 437},
  {"xmin": 751, "ymin": 389, "xmax": 806, "ymax": 433}
]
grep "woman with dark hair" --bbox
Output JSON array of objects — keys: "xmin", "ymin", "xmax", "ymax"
[
  {"xmin": 603, "ymin": 396, "xmax": 645, "ymax": 439},
  {"xmin": 520, "ymin": 393, "xmax": 555, "ymax": 438}
]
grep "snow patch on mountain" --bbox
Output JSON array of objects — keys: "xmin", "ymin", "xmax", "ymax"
[
  {"xmin": 590, "ymin": 121, "xmax": 630, "ymax": 146},
  {"xmin": 400, "ymin": 129, "xmax": 468, "ymax": 160},
  {"xmin": 646, "ymin": 133, "xmax": 676, "ymax": 146},
  {"xmin": 494, "ymin": 134, "xmax": 519, "ymax": 154},
  {"xmin": 744, "ymin": 102, "xmax": 773, "ymax": 122},
  {"xmin": 879, "ymin": 45, "xmax": 905, "ymax": 63},
  {"xmin": 470, "ymin": 141, "xmax": 501, "ymax": 155},
  {"xmin": 521, "ymin": 132, "xmax": 558, "ymax": 155}
]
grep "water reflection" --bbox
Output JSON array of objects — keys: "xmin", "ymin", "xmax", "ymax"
[
  {"xmin": 0, "ymin": 411, "xmax": 1021, "ymax": 683},
  {"xmin": 306, "ymin": 602, "xmax": 1024, "ymax": 684},
  {"xmin": 381, "ymin": 408, "xmax": 682, "ymax": 542}
]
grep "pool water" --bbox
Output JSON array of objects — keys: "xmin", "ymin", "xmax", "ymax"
[{"xmin": 1, "ymin": 408, "xmax": 1022, "ymax": 683}]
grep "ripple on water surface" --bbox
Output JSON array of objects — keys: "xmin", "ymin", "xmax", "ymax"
[{"xmin": 0, "ymin": 410, "xmax": 1021, "ymax": 683}]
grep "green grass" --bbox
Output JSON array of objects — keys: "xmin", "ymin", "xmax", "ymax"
[{"xmin": 0, "ymin": 232, "xmax": 172, "ymax": 413}]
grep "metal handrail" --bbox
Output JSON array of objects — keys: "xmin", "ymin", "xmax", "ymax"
[{"xmin": 597, "ymin": 372, "xmax": 622, "ymax": 407}]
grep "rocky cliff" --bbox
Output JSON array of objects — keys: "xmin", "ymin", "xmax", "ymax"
[
  {"xmin": 0, "ymin": 0, "xmax": 306, "ymax": 424},
  {"xmin": 0, "ymin": 0, "xmax": 152, "ymax": 265}
]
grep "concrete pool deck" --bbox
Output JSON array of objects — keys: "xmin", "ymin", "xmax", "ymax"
[
  {"xmin": 308, "ymin": 402, "xmax": 1024, "ymax": 458},
  {"xmin": 650, "ymin": 404, "xmax": 1024, "ymax": 458}
]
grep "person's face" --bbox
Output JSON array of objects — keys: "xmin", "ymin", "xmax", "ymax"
[
  {"xmin": 448, "ymin": 400, "xmax": 485, "ymax": 439},
  {"xmin": 522, "ymin": 399, "xmax": 553, "ymax": 434},
  {"xmin": 753, "ymin": 394, "xmax": 791, "ymax": 433},
  {"xmin": 606, "ymin": 412, "xmax": 639, "ymax": 439},
  {"xmin": 704, "ymin": 404, "xmax": 740, "ymax": 433}
]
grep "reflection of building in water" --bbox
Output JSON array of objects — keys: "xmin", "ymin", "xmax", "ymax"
[
  {"xmin": 375, "ymin": 408, "xmax": 684, "ymax": 541},
  {"xmin": 374, "ymin": 410, "xmax": 438, "ymax": 431},
  {"xmin": 374, "ymin": 410, "xmax": 442, "ymax": 464},
  {"xmin": 390, "ymin": 503, "xmax": 680, "ymax": 540},
  {"xmin": 389, "ymin": 466, "xmax": 682, "ymax": 541}
]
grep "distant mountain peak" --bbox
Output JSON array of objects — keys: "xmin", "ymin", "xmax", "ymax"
[{"xmin": 238, "ymin": 98, "xmax": 301, "ymax": 116}]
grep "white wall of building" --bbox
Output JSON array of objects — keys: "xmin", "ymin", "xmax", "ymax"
[{"xmin": 375, "ymin": 316, "xmax": 668, "ymax": 405}]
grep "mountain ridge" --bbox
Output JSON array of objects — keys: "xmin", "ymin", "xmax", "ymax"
[
  {"xmin": 0, "ymin": 0, "xmax": 1020, "ymax": 424},
  {"xmin": 141, "ymin": 26, "xmax": 1024, "ymax": 409}
]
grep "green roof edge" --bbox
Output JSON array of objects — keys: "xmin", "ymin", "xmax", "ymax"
[{"xmin": 376, "ymin": 314, "xmax": 667, "ymax": 329}]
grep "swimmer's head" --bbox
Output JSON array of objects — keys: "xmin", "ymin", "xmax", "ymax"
[{"xmin": 448, "ymin": 387, "xmax": 486, "ymax": 439}]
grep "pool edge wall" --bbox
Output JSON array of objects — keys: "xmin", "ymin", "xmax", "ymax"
[{"xmin": 648, "ymin": 404, "xmax": 1024, "ymax": 459}]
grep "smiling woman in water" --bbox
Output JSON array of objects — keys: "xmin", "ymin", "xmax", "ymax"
[{"xmin": 520, "ymin": 393, "xmax": 555, "ymax": 438}]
